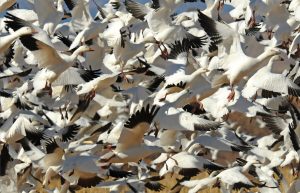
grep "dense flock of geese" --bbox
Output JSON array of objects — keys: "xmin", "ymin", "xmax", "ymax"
[{"xmin": 0, "ymin": 0, "xmax": 300, "ymax": 192}]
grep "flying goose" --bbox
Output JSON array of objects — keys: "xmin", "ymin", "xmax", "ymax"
[
  {"xmin": 154, "ymin": 89, "xmax": 221, "ymax": 131},
  {"xmin": 202, "ymin": 22, "xmax": 281, "ymax": 101},
  {"xmin": 33, "ymin": 0, "xmax": 64, "ymax": 35},
  {"xmin": 125, "ymin": 0, "xmax": 208, "ymax": 58},
  {"xmin": 0, "ymin": 26, "xmax": 36, "ymax": 53},
  {"xmin": 100, "ymin": 104, "xmax": 161, "ymax": 163},
  {"xmin": 242, "ymin": 55, "xmax": 300, "ymax": 99}
]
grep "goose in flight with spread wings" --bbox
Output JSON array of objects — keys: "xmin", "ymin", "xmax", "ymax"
[{"xmin": 100, "ymin": 104, "xmax": 163, "ymax": 163}]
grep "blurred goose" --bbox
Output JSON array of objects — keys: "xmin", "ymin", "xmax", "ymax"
[
  {"xmin": 198, "ymin": 11, "xmax": 281, "ymax": 100},
  {"xmin": 125, "ymin": 0, "xmax": 208, "ymax": 58},
  {"xmin": 33, "ymin": 0, "xmax": 64, "ymax": 35},
  {"xmin": 31, "ymin": 44, "xmax": 94, "ymax": 92},
  {"xmin": 181, "ymin": 164, "xmax": 260, "ymax": 193},
  {"xmin": 154, "ymin": 89, "xmax": 221, "ymax": 131},
  {"xmin": 159, "ymin": 144, "xmax": 224, "ymax": 176},
  {"xmin": 100, "ymin": 104, "xmax": 162, "ymax": 163}
]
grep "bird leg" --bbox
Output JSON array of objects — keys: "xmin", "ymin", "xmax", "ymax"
[
  {"xmin": 227, "ymin": 87, "xmax": 235, "ymax": 102},
  {"xmin": 59, "ymin": 107, "xmax": 64, "ymax": 120},
  {"xmin": 156, "ymin": 41, "xmax": 168, "ymax": 60},
  {"xmin": 217, "ymin": 0, "xmax": 224, "ymax": 12},
  {"xmin": 267, "ymin": 29, "xmax": 273, "ymax": 40},
  {"xmin": 291, "ymin": 44, "xmax": 300, "ymax": 59},
  {"xmin": 87, "ymin": 89, "xmax": 96, "ymax": 99},
  {"xmin": 65, "ymin": 103, "xmax": 69, "ymax": 120},
  {"xmin": 80, "ymin": 41, "xmax": 84, "ymax": 57},
  {"xmin": 43, "ymin": 81, "xmax": 52, "ymax": 96},
  {"xmin": 154, "ymin": 122, "xmax": 159, "ymax": 138},
  {"xmin": 251, "ymin": 92, "xmax": 258, "ymax": 102},
  {"xmin": 119, "ymin": 62, "xmax": 133, "ymax": 84},
  {"xmin": 161, "ymin": 43, "xmax": 169, "ymax": 59},
  {"xmin": 248, "ymin": 10, "xmax": 256, "ymax": 29},
  {"xmin": 291, "ymin": 162, "xmax": 300, "ymax": 177}
]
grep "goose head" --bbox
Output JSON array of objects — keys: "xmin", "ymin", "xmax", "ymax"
[
  {"xmin": 267, "ymin": 48, "xmax": 281, "ymax": 56},
  {"xmin": 74, "ymin": 45, "xmax": 95, "ymax": 54},
  {"xmin": 73, "ymin": 45, "xmax": 94, "ymax": 56},
  {"xmin": 16, "ymin": 27, "xmax": 37, "ymax": 36},
  {"xmin": 258, "ymin": 48, "xmax": 281, "ymax": 61},
  {"xmin": 167, "ymin": 89, "xmax": 193, "ymax": 104},
  {"xmin": 270, "ymin": 54, "xmax": 284, "ymax": 62}
]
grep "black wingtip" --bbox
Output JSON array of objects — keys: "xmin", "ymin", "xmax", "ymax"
[
  {"xmin": 62, "ymin": 124, "xmax": 80, "ymax": 142},
  {"xmin": 108, "ymin": 169, "xmax": 134, "ymax": 178},
  {"xmin": 197, "ymin": 10, "xmax": 223, "ymax": 51},
  {"xmin": 4, "ymin": 12, "xmax": 29, "ymax": 31},
  {"xmin": 124, "ymin": 105, "xmax": 160, "ymax": 129},
  {"xmin": 0, "ymin": 144, "xmax": 12, "ymax": 176},
  {"xmin": 44, "ymin": 138, "xmax": 59, "ymax": 154},
  {"xmin": 79, "ymin": 68, "xmax": 102, "ymax": 82}
]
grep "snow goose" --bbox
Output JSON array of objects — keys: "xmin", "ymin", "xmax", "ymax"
[
  {"xmin": 198, "ymin": 9, "xmax": 279, "ymax": 73},
  {"xmin": 125, "ymin": 0, "xmax": 208, "ymax": 58},
  {"xmin": 4, "ymin": 13, "xmax": 57, "ymax": 50},
  {"xmin": 185, "ymin": 133, "xmax": 251, "ymax": 160},
  {"xmin": 0, "ymin": 26, "xmax": 36, "ymax": 53},
  {"xmin": 0, "ymin": 68, "xmax": 32, "ymax": 89},
  {"xmin": 16, "ymin": 137, "xmax": 65, "ymax": 173},
  {"xmin": 92, "ymin": 0, "xmax": 118, "ymax": 22},
  {"xmin": 5, "ymin": 9, "xmax": 38, "ymax": 23},
  {"xmin": 76, "ymin": 72, "xmax": 120, "ymax": 97},
  {"xmin": 200, "ymin": 86, "xmax": 240, "ymax": 120},
  {"xmin": 64, "ymin": 0, "xmax": 94, "ymax": 32},
  {"xmin": 156, "ymin": 42, "xmax": 209, "ymax": 100},
  {"xmin": 181, "ymin": 159, "xmax": 265, "ymax": 193},
  {"xmin": 100, "ymin": 104, "xmax": 162, "ymax": 163},
  {"xmin": 279, "ymin": 125, "xmax": 300, "ymax": 174},
  {"xmin": 119, "ymin": 75, "xmax": 165, "ymax": 114},
  {"xmin": 289, "ymin": 32, "xmax": 300, "ymax": 59},
  {"xmin": 152, "ymin": 41, "xmax": 212, "ymax": 102},
  {"xmin": 158, "ymin": 144, "xmax": 224, "ymax": 177},
  {"xmin": 4, "ymin": 115, "xmax": 45, "ymax": 145},
  {"xmin": 154, "ymin": 89, "xmax": 221, "ymax": 131},
  {"xmin": 33, "ymin": 0, "xmax": 64, "ymax": 35},
  {"xmin": 29, "ymin": 44, "xmax": 94, "ymax": 93},
  {"xmin": 242, "ymin": 55, "xmax": 300, "ymax": 99},
  {"xmin": 60, "ymin": 155, "xmax": 104, "ymax": 188},
  {"xmin": 212, "ymin": 44, "xmax": 281, "ymax": 101}
]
